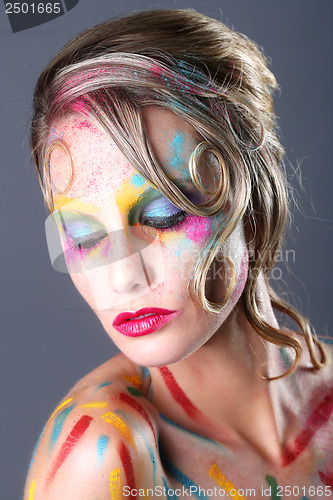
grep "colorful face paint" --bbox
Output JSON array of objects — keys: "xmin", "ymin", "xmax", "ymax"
[
  {"xmin": 110, "ymin": 468, "xmax": 122, "ymax": 500},
  {"xmin": 96, "ymin": 434, "xmax": 110, "ymax": 465},
  {"xmin": 184, "ymin": 216, "xmax": 212, "ymax": 245},
  {"xmin": 49, "ymin": 112, "xmax": 249, "ymax": 370},
  {"xmin": 158, "ymin": 366, "xmax": 202, "ymax": 421},
  {"xmin": 131, "ymin": 173, "xmax": 146, "ymax": 188},
  {"xmin": 102, "ymin": 412, "xmax": 135, "ymax": 447},
  {"xmin": 119, "ymin": 441, "xmax": 136, "ymax": 497},
  {"xmin": 47, "ymin": 415, "xmax": 93, "ymax": 485},
  {"xmin": 209, "ymin": 464, "xmax": 245, "ymax": 500},
  {"xmin": 49, "ymin": 405, "xmax": 74, "ymax": 451},
  {"xmin": 282, "ymin": 386, "xmax": 333, "ymax": 466}
]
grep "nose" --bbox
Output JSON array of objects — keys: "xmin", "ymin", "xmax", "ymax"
[
  {"xmin": 85, "ymin": 233, "xmax": 158, "ymax": 311},
  {"xmin": 109, "ymin": 251, "xmax": 151, "ymax": 294}
]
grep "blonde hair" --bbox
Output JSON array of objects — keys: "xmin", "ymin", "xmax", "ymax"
[{"xmin": 31, "ymin": 9, "xmax": 327, "ymax": 379}]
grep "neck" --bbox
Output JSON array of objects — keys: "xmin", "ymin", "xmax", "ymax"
[{"xmin": 146, "ymin": 290, "xmax": 289, "ymax": 465}]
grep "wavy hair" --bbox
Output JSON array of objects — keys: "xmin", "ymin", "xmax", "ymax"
[{"xmin": 30, "ymin": 9, "xmax": 327, "ymax": 379}]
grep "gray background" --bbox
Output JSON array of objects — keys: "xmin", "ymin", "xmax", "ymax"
[{"xmin": 1, "ymin": 1, "xmax": 332, "ymax": 498}]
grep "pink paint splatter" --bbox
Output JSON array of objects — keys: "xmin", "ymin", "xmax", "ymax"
[{"xmin": 185, "ymin": 216, "xmax": 211, "ymax": 244}]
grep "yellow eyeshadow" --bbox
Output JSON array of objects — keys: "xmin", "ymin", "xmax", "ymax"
[
  {"xmin": 53, "ymin": 196, "xmax": 99, "ymax": 214},
  {"xmin": 114, "ymin": 177, "xmax": 149, "ymax": 216}
]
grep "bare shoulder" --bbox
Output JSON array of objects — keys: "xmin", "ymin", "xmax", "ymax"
[{"xmin": 24, "ymin": 354, "xmax": 161, "ymax": 500}]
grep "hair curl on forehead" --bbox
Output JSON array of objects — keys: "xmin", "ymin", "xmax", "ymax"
[{"xmin": 31, "ymin": 8, "xmax": 327, "ymax": 379}]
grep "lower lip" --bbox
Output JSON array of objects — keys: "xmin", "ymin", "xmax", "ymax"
[{"xmin": 113, "ymin": 312, "xmax": 178, "ymax": 337}]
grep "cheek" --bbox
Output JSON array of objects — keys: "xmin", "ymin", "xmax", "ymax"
[
  {"xmin": 159, "ymin": 216, "xmax": 212, "ymax": 256},
  {"xmin": 156, "ymin": 216, "xmax": 213, "ymax": 281}
]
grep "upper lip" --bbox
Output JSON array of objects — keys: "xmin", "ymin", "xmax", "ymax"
[{"xmin": 112, "ymin": 307, "xmax": 176, "ymax": 326}]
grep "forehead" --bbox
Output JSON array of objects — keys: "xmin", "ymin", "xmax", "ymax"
[{"xmin": 49, "ymin": 108, "xmax": 200, "ymax": 208}]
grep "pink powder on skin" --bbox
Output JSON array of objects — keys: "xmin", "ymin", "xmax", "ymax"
[{"xmin": 185, "ymin": 216, "xmax": 212, "ymax": 244}]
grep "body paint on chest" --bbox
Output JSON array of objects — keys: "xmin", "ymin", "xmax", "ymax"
[
  {"xmin": 209, "ymin": 464, "xmax": 245, "ymax": 500},
  {"xmin": 157, "ymin": 366, "xmax": 203, "ymax": 421},
  {"xmin": 159, "ymin": 441, "xmax": 208, "ymax": 499},
  {"xmin": 282, "ymin": 386, "xmax": 333, "ymax": 466},
  {"xmin": 265, "ymin": 475, "xmax": 280, "ymax": 500}
]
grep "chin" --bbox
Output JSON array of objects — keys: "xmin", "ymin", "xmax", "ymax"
[{"xmin": 114, "ymin": 333, "xmax": 205, "ymax": 368}]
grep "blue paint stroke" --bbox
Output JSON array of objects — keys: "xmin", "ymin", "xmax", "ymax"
[
  {"xmin": 159, "ymin": 413, "xmax": 226, "ymax": 451},
  {"xmin": 301, "ymin": 497, "xmax": 311, "ymax": 500},
  {"xmin": 162, "ymin": 477, "xmax": 179, "ymax": 499},
  {"xmin": 131, "ymin": 173, "xmax": 146, "ymax": 187},
  {"xmin": 49, "ymin": 405, "xmax": 74, "ymax": 451},
  {"xmin": 28, "ymin": 423, "xmax": 46, "ymax": 473},
  {"xmin": 140, "ymin": 366, "xmax": 150, "ymax": 379},
  {"xmin": 97, "ymin": 381, "xmax": 113, "ymax": 390},
  {"xmin": 116, "ymin": 409, "xmax": 157, "ymax": 483},
  {"xmin": 169, "ymin": 132, "xmax": 185, "ymax": 169},
  {"xmin": 159, "ymin": 441, "xmax": 207, "ymax": 499},
  {"xmin": 96, "ymin": 434, "xmax": 110, "ymax": 465}
]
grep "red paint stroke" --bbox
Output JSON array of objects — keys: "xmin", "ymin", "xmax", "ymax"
[
  {"xmin": 319, "ymin": 470, "xmax": 333, "ymax": 489},
  {"xmin": 119, "ymin": 441, "xmax": 136, "ymax": 498},
  {"xmin": 119, "ymin": 392, "xmax": 157, "ymax": 448},
  {"xmin": 47, "ymin": 415, "xmax": 93, "ymax": 485},
  {"xmin": 282, "ymin": 387, "xmax": 333, "ymax": 466},
  {"xmin": 158, "ymin": 366, "xmax": 201, "ymax": 421}
]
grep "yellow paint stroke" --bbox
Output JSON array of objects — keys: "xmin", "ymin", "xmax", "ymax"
[
  {"xmin": 114, "ymin": 177, "xmax": 148, "ymax": 217},
  {"xmin": 48, "ymin": 397, "xmax": 74, "ymax": 423},
  {"xmin": 78, "ymin": 401, "xmax": 109, "ymax": 409},
  {"xmin": 110, "ymin": 468, "xmax": 122, "ymax": 500},
  {"xmin": 53, "ymin": 196, "xmax": 99, "ymax": 214},
  {"xmin": 209, "ymin": 464, "xmax": 246, "ymax": 500},
  {"xmin": 102, "ymin": 412, "xmax": 135, "ymax": 448},
  {"xmin": 28, "ymin": 478, "xmax": 36, "ymax": 500},
  {"xmin": 123, "ymin": 375, "xmax": 142, "ymax": 388}
]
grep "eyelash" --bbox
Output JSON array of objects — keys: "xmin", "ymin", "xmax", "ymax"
[
  {"xmin": 69, "ymin": 232, "xmax": 107, "ymax": 252},
  {"xmin": 140, "ymin": 211, "xmax": 187, "ymax": 230}
]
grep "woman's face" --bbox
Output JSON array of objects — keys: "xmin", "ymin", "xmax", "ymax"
[{"xmin": 48, "ymin": 108, "xmax": 249, "ymax": 367}]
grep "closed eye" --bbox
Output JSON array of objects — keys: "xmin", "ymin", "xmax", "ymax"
[
  {"xmin": 69, "ymin": 229, "xmax": 108, "ymax": 251},
  {"xmin": 139, "ymin": 196, "xmax": 187, "ymax": 230}
]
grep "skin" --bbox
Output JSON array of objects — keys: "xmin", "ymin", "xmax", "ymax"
[{"xmin": 24, "ymin": 109, "xmax": 333, "ymax": 499}]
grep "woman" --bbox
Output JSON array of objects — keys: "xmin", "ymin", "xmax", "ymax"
[{"xmin": 24, "ymin": 9, "xmax": 332, "ymax": 499}]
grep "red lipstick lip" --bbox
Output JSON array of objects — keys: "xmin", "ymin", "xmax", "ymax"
[{"xmin": 112, "ymin": 308, "xmax": 178, "ymax": 337}]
